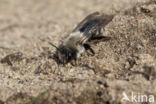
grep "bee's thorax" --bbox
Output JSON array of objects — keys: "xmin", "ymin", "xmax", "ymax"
[
  {"xmin": 63, "ymin": 31, "xmax": 84, "ymax": 50},
  {"xmin": 62, "ymin": 31, "xmax": 86, "ymax": 58}
]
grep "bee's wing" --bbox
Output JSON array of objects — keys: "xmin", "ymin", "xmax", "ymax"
[
  {"xmin": 88, "ymin": 14, "xmax": 115, "ymax": 36},
  {"xmin": 77, "ymin": 13, "xmax": 115, "ymax": 44},
  {"xmin": 72, "ymin": 12, "xmax": 100, "ymax": 32}
]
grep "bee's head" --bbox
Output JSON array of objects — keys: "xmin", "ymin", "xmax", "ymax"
[
  {"xmin": 56, "ymin": 45, "xmax": 76, "ymax": 64},
  {"xmin": 49, "ymin": 42, "xmax": 76, "ymax": 65}
]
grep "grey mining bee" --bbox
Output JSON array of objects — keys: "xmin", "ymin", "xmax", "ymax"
[{"xmin": 49, "ymin": 12, "xmax": 114, "ymax": 65}]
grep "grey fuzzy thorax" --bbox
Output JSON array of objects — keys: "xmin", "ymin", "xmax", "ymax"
[{"xmin": 63, "ymin": 31, "xmax": 86, "ymax": 57}]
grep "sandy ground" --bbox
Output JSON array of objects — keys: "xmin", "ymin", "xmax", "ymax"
[{"xmin": 0, "ymin": 0, "xmax": 156, "ymax": 104}]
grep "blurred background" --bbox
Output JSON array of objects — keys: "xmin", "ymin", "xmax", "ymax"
[{"xmin": 0, "ymin": 0, "xmax": 140, "ymax": 48}]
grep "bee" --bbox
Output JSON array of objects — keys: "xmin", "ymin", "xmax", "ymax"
[{"xmin": 49, "ymin": 12, "xmax": 114, "ymax": 65}]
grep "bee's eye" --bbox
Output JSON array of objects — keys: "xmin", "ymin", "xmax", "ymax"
[{"xmin": 68, "ymin": 53, "xmax": 72, "ymax": 57}]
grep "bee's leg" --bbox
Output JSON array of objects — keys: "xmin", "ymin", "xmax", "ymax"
[
  {"xmin": 71, "ymin": 61, "xmax": 75, "ymax": 66},
  {"xmin": 71, "ymin": 58, "xmax": 77, "ymax": 66},
  {"xmin": 77, "ymin": 45, "xmax": 85, "ymax": 58},
  {"xmin": 71, "ymin": 50, "xmax": 82, "ymax": 66},
  {"xmin": 90, "ymin": 36, "xmax": 111, "ymax": 44},
  {"xmin": 83, "ymin": 44, "xmax": 95, "ymax": 56},
  {"xmin": 91, "ymin": 36, "xmax": 111, "ymax": 41}
]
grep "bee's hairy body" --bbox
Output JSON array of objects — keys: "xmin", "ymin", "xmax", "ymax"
[
  {"xmin": 55, "ymin": 12, "xmax": 114, "ymax": 64},
  {"xmin": 63, "ymin": 31, "xmax": 86, "ymax": 58}
]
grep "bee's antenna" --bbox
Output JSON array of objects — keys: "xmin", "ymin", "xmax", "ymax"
[{"xmin": 48, "ymin": 42, "xmax": 61, "ymax": 51}]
